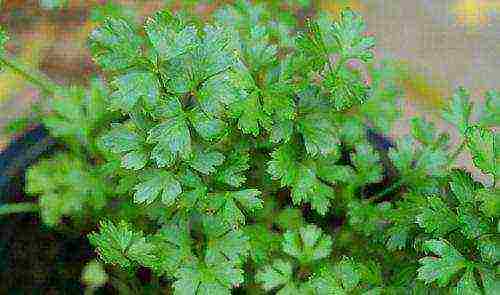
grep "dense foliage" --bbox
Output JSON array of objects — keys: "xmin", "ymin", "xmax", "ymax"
[{"xmin": 1, "ymin": 1, "xmax": 498, "ymax": 294}]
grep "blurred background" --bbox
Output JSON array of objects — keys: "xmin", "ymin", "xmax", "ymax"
[{"xmin": 0, "ymin": 0, "xmax": 499, "ymax": 167}]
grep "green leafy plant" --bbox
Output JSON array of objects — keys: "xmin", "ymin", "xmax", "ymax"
[{"xmin": 0, "ymin": 1, "xmax": 498, "ymax": 294}]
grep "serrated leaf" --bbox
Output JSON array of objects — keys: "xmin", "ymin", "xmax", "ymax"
[
  {"xmin": 351, "ymin": 144, "xmax": 383, "ymax": 186},
  {"xmin": 101, "ymin": 125, "xmax": 148, "ymax": 170},
  {"xmin": 465, "ymin": 125, "xmax": 498, "ymax": 177},
  {"xmin": 133, "ymin": 171, "xmax": 182, "ymax": 205},
  {"xmin": 244, "ymin": 224, "xmax": 282, "ymax": 265},
  {"xmin": 89, "ymin": 17, "xmax": 143, "ymax": 71},
  {"xmin": 203, "ymin": 216, "xmax": 250, "ymax": 265},
  {"xmin": 231, "ymin": 91, "xmax": 272, "ymax": 136},
  {"xmin": 454, "ymin": 269, "xmax": 481, "ymax": 295},
  {"xmin": 416, "ymin": 196, "xmax": 458, "ymax": 236},
  {"xmin": 298, "ymin": 113, "xmax": 340, "ymax": 157},
  {"xmin": 480, "ymin": 90, "xmax": 500, "ymax": 127},
  {"xmin": 145, "ymin": 10, "xmax": 197, "ymax": 61},
  {"xmin": 332, "ymin": 9, "xmax": 375, "ymax": 62},
  {"xmin": 282, "ymin": 224, "xmax": 333, "ymax": 265},
  {"xmin": 188, "ymin": 149, "xmax": 225, "ymax": 175},
  {"xmin": 457, "ymin": 206, "xmax": 489, "ymax": 239},
  {"xmin": 188, "ymin": 108, "xmax": 229, "ymax": 141},
  {"xmin": 216, "ymin": 149, "xmax": 250, "ymax": 187},
  {"xmin": 110, "ymin": 71, "xmax": 160, "ymax": 111},
  {"xmin": 442, "ymin": 87, "xmax": 473, "ymax": 136},
  {"xmin": 325, "ymin": 66, "xmax": 370, "ymax": 111},
  {"xmin": 310, "ymin": 258, "xmax": 361, "ymax": 294},
  {"xmin": 478, "ymin": 237, "xmax": 500, "ymax": 265},
  {"xmin": 417, "ymin": 239, "xmax": 468, "ymax": 287},
  {"xmin": 148, "ymin": 220, "xmax": 195, "ymax": 275},
  {"xmin": 256, "ymin": 259, "xmax": 294, "ymax": 292},
  {"xmin": 173, "ymin": 259, "xmax": 244, "ymax": 295},
  {"xmin": 148, "ymin": 110, "xmax": 192, "ymax": 158},
  {"xmin": 88, "ymin": 220, "xmax": 156, "ymax": 269},
  {"xmin": 204, "ymin": 189, "xmax": 262, "ymax": 226}
]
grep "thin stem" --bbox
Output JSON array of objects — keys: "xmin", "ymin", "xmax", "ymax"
[
  {"xmin": 447, "ymin": 139, "xmax": 466, "ymax": 166},
  {"xmin": 0, "ymin": 202, "xmax": 39, "ymax": 216},
  {"xmin": 0, "ymin": 53, "xmax": 61, "ymax": 94}
]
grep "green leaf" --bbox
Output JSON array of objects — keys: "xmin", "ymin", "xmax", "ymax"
[
  {"xmin": 26, "ymin": 154, "xmax": 107, "ymax": 226},
  {"xmin": 417, "ymin": 239, "xmax": 468, "ymax": 287},
  {"xmin": 145, "ymin": 10, "xmax": 197, "ymax": 61},
  {"xmin": 416, "ymin": 196, "xmax": 458, "ymax": 236},
  {"xmin": 297, "ymin": 113, "xmax": 340, "ymax": 157},
  {"xmin": 89, "ymin": 17, "xmax": 143, "ymax": 71},
  {"xmin": 188, "ymin": 149, "xmax": 225, "ymax": 175},
  {"xmin": 255, "ymin": 259, "xmax": 294, "ymax": 292},
  {"xmin": 216, "ymin": 148, "xmax": 250, "ymax": 187},
  {"xmin": 465, "ymin": 125, "xmax": 498, "ymax": 178},
  {"xmin": 282, "ymin": 224, "xmax": 333, "ymax": 265},
  {"xmin": 188, "ymin": 108, "xmax": 229, "ymax": 141},
  {"xmin": 457, "ymin": 206, "xmax": 489, "ymax": 239},
  {"xmin": 476, "ymin": 188, "xmax": 500, "ymax": 218},
  {"xmin": 410, "ymin": 117, "xmax": 438, "ymax": 146},
  {"xmin": 449, "ymin": 170, "xmax": 478, "ymax": 204},
  {"xmin": 81, "ymin": 260, "xmax": 108, "ymax": 288},
  {"xmin": 203, "ymin": 217, "xmax": 250, "ymax": 265},
  {"xmin": 133, "ymin": 171, "xmax": 182, "ymax": 205},
  {"xmin": 173, "ymin": 259, "xmax": 244, "ymax": 295},
  {"xmin": 480, "ymin": 90, "xmax": 500, "ymax": 127},
  {"xmin": 231, "ymin": 91, "xmax": 272, "ymax": 136},
  {"xmin": 325, "ymin": 66, "xmax": 370, "ymax": 111},
  {"xmin": 148, "ymin": 220, "xmax": 196, "ymax": 275},
  {"xmin": 243, "ymin": 25, "xmax": 278, "ymax": 71},
  {"xmin": 204, "ymin": 189, "xmax": 262, "ymax": 226},
  {"xmin": 101, "ymin": 125, "xmax": 148, "ymax": 170},
  {"xmin": 351, "ymin": 144, "xmax": 383, "ymax": 186},
  {"xmin": 454, "ymin": 269, "xmax": 481, "ymax": 295},
  {"xmin": 268, "ymin": 145, "xmax": 335, "ymax": 215},
  {"xmin": 110, "ymin": 71, "xmax": 160, "ymax": 111},
  {"xmin": 478, "ymin": 237, "xmax": 500, "ymax": 265},
  {"xmin": 442, "ymin": 87, "xmax": 473, "ymax": 136},
  {"xmin": 310, "ymin": 258, "xmax": 362, "ymax": 294},
  {"xmin": 244, "ymin": 224, "xmax": 282, "ymax": 265},
  {"xmin": 88, "ymin": 220, "xmax": 156, "ymax": 269},
  {"xmin": 332, "ymin": 9, "xmax": 375, "ymax": 62},
  {"xmin": 147, "ymin": 110, "xmax": 192, "ymax": 158}
]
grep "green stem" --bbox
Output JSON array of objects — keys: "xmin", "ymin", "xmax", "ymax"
[
  {"xmin": 0, "ymin": 202, "xmax": 39, "ymax": 216},
  {"xmin": 0, "ymin": 53, "xmax": 61, "ymax": 94},
  {"xmin": 447, "ymin": 139, "xmax": 466, "ymax": 166}
]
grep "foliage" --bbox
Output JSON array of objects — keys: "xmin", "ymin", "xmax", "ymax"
[{"xmin": 1, "ymin": 1, "xmax": 498, "ymax": 294}]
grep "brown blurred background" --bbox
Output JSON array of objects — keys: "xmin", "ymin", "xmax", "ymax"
[{"xmin": 0, "ymin": 0, "xmax": 498, "ymax": 178}]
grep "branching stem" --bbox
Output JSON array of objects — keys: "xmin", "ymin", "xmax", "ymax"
[{"xmin": 0, "ymin": 202, "xmax": 39, "ymax": 216}]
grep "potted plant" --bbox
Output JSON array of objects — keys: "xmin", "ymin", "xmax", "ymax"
[{"xmin": 0, "ymin": 1, "xmax": 498, "ymax": 293}]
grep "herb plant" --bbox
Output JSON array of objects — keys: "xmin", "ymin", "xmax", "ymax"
[{"xmin": 0, "ymin": 1, "xmax": 498, "ymax": 294}]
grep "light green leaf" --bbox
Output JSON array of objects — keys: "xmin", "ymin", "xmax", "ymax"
[
  {"xmin": 134, "ymin": 171, "xmax": 182, "ymax": 205},
  {"xmin": 89, "ymin": 17, "xmax": 143, "ymax": 71},
  {"xmin": 203, "ymin": 217, "xmax": 250, "ymax": 265},
  {"xmin": 88, "ymin": 220, "xmax": 156, "ymax": 269},
  {"xmin": 282, "ymin": 224, "xmax": 333, "ymax": 265},
  {"xmin": 188, "ymin": 149, "xmax": 225, "ymax": 175},
  {"xmin": 466, "ymin": 125, "xmax": 498, "ymax": 177},
  {"xmin": 256, "ymin": 259, "xmax": 294, "ymax": 292},
  {"xmin": 454, "ymin": 270, "xmax": 481, "ymax": 295},
  {"xmin": 417, "ymin": 239, "xmax": 468, "ymax": 287},
  {"xmin": 204, "ymin": 189, "xmax": 262, "ymax": 226},
  {"xmin": 442, "ymin": 87, "xmax": 473, "ymax": 136},
  {"xmin": 216, "ymin": 148, "xmax": 250, "ymax": 187},
  {"xmin": 145, "ymin": 10, "xmax": 197, "ymax": 61},
  {"xmin": 298, "ymin": 113, "xmax": 340, "ymax": 157},
  {"xmin": 416, "ymin": 196, "xmax": 458, "ymax": 236},
  {"xmin": 110, "ymin": 71, "xmax": 160, "ymax": 111},
  {"xmin": 147, "ymin": 114, "xmax": 192, "ymax": 158}
]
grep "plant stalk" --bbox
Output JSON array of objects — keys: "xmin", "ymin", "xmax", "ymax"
[
  {"xmin": 0, "ymin": 53, "xmax": 61, "ymax": 94},
  {"xmin": 0, "ymin": 202, "xmax": 39, "ymax": 216}
]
